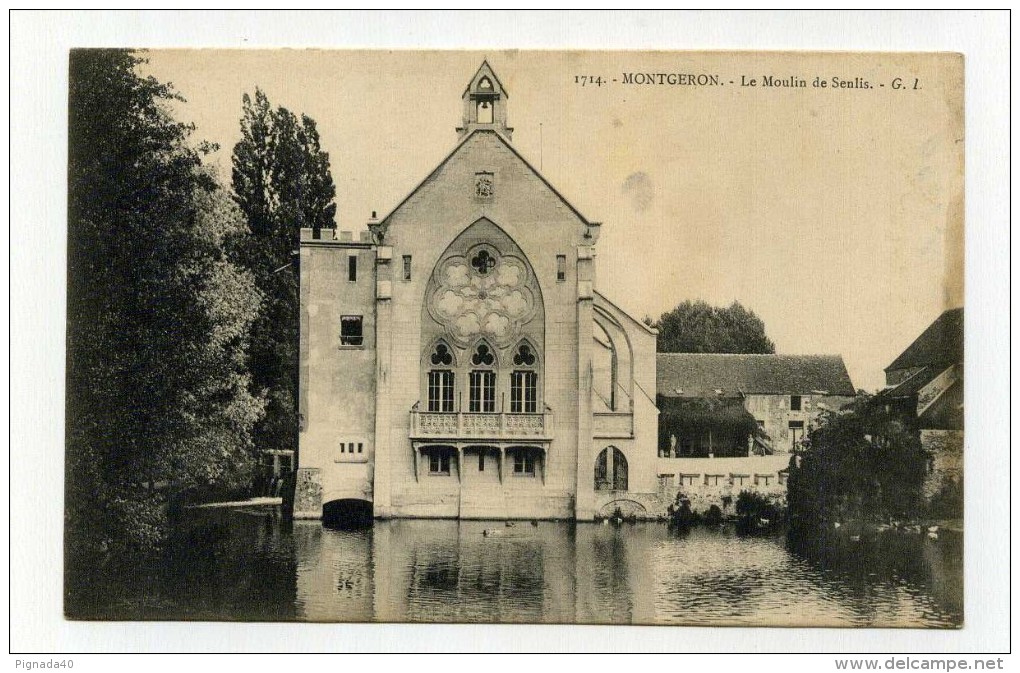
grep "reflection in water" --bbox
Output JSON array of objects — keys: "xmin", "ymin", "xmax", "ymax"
[{"xmin": 67, "ymin": 511, "xmax": 963, "ymax": 627}]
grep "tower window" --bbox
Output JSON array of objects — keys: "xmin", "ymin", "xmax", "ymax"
[
  {"xmin": 340, "ymin": 315, "xmax": 363, "ymax": 346},
  {"xmin": 348, "ymin": 254, "xmax": 357, "ymax": 282},
  {"xmin": 402, "ymin": 255, "xmax": 412, "ymax": 281},
  {"xmin": 556, "ymin": 255, "xmax": 566, "ymax": 281}
]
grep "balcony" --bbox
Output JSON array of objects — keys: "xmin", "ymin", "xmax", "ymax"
[{"xmin": 410, "ymin": 405, "xmax": 553, "ymax": 442}]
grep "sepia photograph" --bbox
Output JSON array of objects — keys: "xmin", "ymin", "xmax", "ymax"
[{"xmin": 62, "ymin": 47, "xmax": 967, "ymax": 628}]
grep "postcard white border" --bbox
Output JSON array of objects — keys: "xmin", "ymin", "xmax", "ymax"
[{"xmin": 8, "ymin": 10, "xmax": 1010, "ymax": 655}]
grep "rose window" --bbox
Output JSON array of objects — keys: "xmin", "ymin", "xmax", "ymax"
[{"xmin": 428, "ymin": 246, "xmax": 537, "ymax": 347}]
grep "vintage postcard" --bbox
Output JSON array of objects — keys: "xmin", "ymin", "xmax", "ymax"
[{"xmin": 64, "ymin": 49, "xmax": 964, "ymax": 628}]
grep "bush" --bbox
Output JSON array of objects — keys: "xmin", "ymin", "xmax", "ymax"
[
  {"xmin": 735, "ymin": 491, "xmax": 784, "ymax": 534},
  {"xmin": 926, "ymin": 479, "xmax": 963, "ymax": 520},
  {"xmin": 667, "ymin": 493, "xmax": 698, "ymax": 529}
]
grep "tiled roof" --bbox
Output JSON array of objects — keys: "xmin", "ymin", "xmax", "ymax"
[
  {"xmin": 886, "ymin": 307, "xmax": 964, "ymax": 373},
  {"xmin": 656, "ymin": 353, "xmax": 856, "ymax": 398}
]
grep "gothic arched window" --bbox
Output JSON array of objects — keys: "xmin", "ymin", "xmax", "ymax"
[
  {"xmin": 468, "ymin": 342, "xmax": 496, "ymax": 413},
  {"xmin": 427, "ymin": 342, "xmax": 456, "ymax": 412},
  {"xmin": 594, "ymin": 446, "xmax": 628, "ymax": 491},
  {"xmin": 510, "ymin": 342, "xmax": 538, "ymax": 414}
]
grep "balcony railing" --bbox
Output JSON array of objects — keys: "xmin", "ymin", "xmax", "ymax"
[{"xmin": 410, "ymin": 406, "xmax": 553, "ymax": 441}]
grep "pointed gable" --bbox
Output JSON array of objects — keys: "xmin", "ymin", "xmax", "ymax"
[
  {"xmin": 463, "ymin": 60, "xmax": 508, "ymax": 98},
  {"xmin": 377, "ymin": 129, "xmax": 593, "ymax": 233}
]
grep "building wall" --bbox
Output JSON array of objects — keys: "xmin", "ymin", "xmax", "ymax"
[
  {"xmin": 920, "ymin": 429, "xmax": 963, "ymax": 502},
  {"xmin": 655, "ymin": 454, "xmax": 792, "ymax": 515},
  {"xmin": 374, "ymin": 131, "xmax": 592, "ymax": 519},
  {"xmin": 587, "ymin": 294, "xmax": 659, "ymax": 519},
  {"xmin": 297, "ymin": 233, "xmax": 378, "ymax": 517},
  {"xmin": 744, "ymin": 394, "xmax": 853, "ymax": 453}
]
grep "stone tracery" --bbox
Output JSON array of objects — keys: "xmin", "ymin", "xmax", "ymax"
[{"xmin": 428, "ymin": 244, "xmax": 538, "ymax": 348}]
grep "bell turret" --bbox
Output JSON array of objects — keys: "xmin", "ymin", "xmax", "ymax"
[{"xmin": 456, "ymin": 60, "xmax": 513, "ymax": 141}]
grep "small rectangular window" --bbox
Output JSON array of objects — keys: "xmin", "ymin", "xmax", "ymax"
[
  {"xmin": 513, "ymin": 452, "xmax": 536, "ymax": 475},
  {"xmin": 339, "ymin": 443, "xmax": 345, "ymax": 454},
  {"xmin": 429, "ymin": 452, "xmax": 451, "ymax": 475},
  {"xmin": 357, "ymin": 442, "xmax": 363, "ymax": 454},
  {"xmin": 478, "ymin": 453, "xmax": 485, "ymax": 471},
  {"xmin": 556, "ymin": 254, "xmax": 566, "ymax": 281},
  {"xmin": 790, "ymin": 395, "xmax": 802, "ymax": 411},
  {"xmin": 402, "ymin": 255, "xmax": 412, "ymax": 281},
  {"xmin": 340, "ymin": 315, "xmax": 364, "ymax": 346},
  {"xmin": 348, "ymin": 254, "xmax": 358, "ymax": 282}
]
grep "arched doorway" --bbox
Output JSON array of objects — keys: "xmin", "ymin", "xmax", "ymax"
[{"xmin": 594, "ymin": 446, "xmax": 628, "ymax": 491}]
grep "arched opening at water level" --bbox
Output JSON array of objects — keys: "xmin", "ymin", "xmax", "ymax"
[{"xmin": 322, "ymin": 499, "xmax": 373, "ymax": 529}]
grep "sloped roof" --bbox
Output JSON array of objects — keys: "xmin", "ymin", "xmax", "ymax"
[
  {"xmin": 918, "ymin": 378, "xmax": 964, "ymax": 431},
  {"xmin": 656, "ymin": 353, "xmax": 856, "ymax": 398},
  {"xmin": 886, "ymin": 307, "xmax": 964, "ymax": 373},
  {"xmin": 884, "ymin": 365, "xmax": 941, "ymax": 399},
  {"xmin": 594, "ymin": 290, "xmax": 657, "ymax": 336}
]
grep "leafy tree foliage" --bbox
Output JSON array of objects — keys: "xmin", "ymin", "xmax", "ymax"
[
  {"xmin": 230, "ymin": 90, "xmax": 337, "ymax": 458},
  {"xmin": 651, "ymin": 300, "xmax": 775, "ymax": 354},
  {"xmin": 786, "ymin": 395, "xmax": 928, "ymax": 527},
  {"xmin": 67, "ymin": 50, "xmax": 264, "ymax": 574}
]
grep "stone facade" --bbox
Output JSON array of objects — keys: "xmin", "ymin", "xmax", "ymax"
[
  {"xmin": 744, "ymin": 393, "xmax": 853, "ymax": 453},
  {"xmin": 297, "ymin": 62, "xmax": 659, "ymax": 521},
  {"xmin": 920, "ymin": 429, "xmax": 963, "ymax": 502}
]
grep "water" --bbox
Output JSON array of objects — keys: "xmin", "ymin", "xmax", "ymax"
[{"xmin": 67, "ymin": 509, "xmax": 962, "ymax": 627}]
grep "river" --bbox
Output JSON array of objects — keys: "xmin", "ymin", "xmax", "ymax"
[{"xmin": 66, "ymin": 507, "xmax": 962, "ymax": 627}]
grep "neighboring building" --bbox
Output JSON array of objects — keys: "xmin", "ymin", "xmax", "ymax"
[
  {"xmin": 654, "ymin": 353, "xmax": 856, "ymax": 512},
  {"xmin": 880, "ymin": 307, "xmax": 963, "ymax": 501},
  {"xmin": 297, "ymin": 62, "xmax": 660, "ymax": 521}
]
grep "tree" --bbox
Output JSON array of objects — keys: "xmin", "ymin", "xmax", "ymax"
[
  {"xmin": 786, "ymin": 395, "xmax": 928, "ymax": 528},
  {"xmin": 230, "ymin": 90, "xmax": 337, "ymax": 459},
  {"xmin": 651, "ymin": 300, "xmax": 775, "ymax": 354},
  {"xmin": 67, "ymin": 50, "xmax": 264, "ymax": 577}
]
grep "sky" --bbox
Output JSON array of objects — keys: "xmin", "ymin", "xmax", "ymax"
[{"xmin": 142, "ymin": 49, "xmax": 964, "ymax": 392}]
